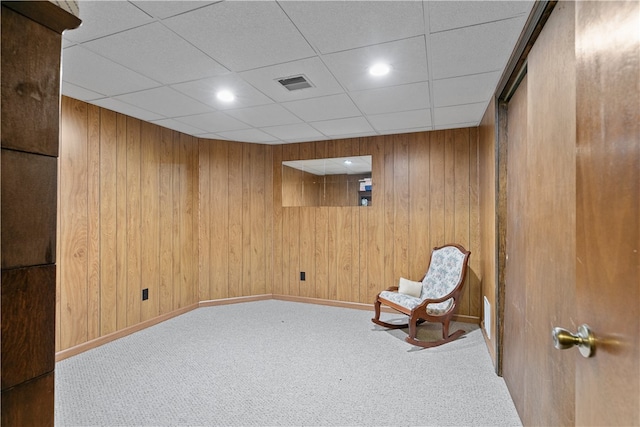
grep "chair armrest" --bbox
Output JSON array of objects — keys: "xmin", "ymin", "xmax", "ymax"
[
  {"xmin": 416, "ymin": 287, "xmax": 461, "ymax": 309},
  {"xmin": 375, "ymin": 286, "xmax": 399, "ymax": 300}
]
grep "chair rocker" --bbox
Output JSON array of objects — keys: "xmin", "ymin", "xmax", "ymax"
[{"xmin": 372, "ymin": 244, "xmax": 471, "ymax": 348}]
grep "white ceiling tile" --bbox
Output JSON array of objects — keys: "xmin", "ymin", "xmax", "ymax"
[
  {"xmin": 432, "ymin": 71, "xmax": 500, "ymax": 107},
  {"xmin": 349, "ymin": 82, "xmax": 430, "ymax": 115},
  {"xmin": 174, "ymin": 112, "xmax": 251, "ymax": 134},
  {"xmin": 428, "ymin": 1, "xmax": 534, "ymax": 33},
  {"xmin": 163, "ymin": 1, "xmax": 315, "ymax": 72},
  {"xmin": 63, "ymin": 1, "xmax": 153, "ymax": 43},
  {"xmin": 61, "ymin": 82, "xmax": 105, "ymax": 101},
  {"xmin": 368, "ymin": 109, "xmax": 431, "ymax": 132},
  {"xmin": 151, "ymin": 119, "xmax": 208, "ymax": 135},
  {"xmin": 62, "ymin": 45, "xmax": 160, "ymax": 96},
  {"xmin": 430, "ymin": 16, "xmax": 527, "ymax": 79},
  {"xmin": 82, "ymin": 22, "xmax": 228, "ymax": 84},
  {"xmin": 171, "ymin": 74, "xmax": 273, "ymax": 110},
  {"xmin": 225, "ymin": 104, "xmax": 301, "ymax": 128},
  {"xmin": 310, "ymin": 117, "xmax": 374, "ymax": 137},
  {"xmin": 282, "ymin": 94, "xmax": 361, "ymax": 122},
  {"xmin": 131, "ymin": 1, "xmax": 217, "ymax": 19},
  {"xmin": 57, "ymin": 1, "xmax": 533, "ymax": 144},
  {"xmin": 216, "ymin": 129, "xmax": 281, "ymax": 144},
  {"xmin": 279, "ymin": 1, "xmax": 425, "ymax": 54},
  {"xmin": 239, "ymin": 57, "xmax": 344, "ymax": 103},
  {"xmin": 90, "ymin": 98, "xmax": 164, "ymax": 122},
  {"xmin": 114, "ymin": 87, "xmax": 213, "ymax": 118},
  {"xmin": 261, "ymin": 123, "xmax": 326, "ymax": 141},
  {"xmin": 323, "ymin": 37, "xmax": 429, "ymax": 92},
  {"xmin": 433, "ymin": 102, "xmax": 487, "ymax": 126},
  {"xmin": 367, "ymin": 109, "xmax": 432, "ymax": 132}
]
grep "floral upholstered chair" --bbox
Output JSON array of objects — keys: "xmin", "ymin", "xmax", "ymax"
[{"xmin": 372, "ymin": 244, "xmax": 471, "ymax": 348}]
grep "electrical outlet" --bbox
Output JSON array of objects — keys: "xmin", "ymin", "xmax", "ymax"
[
  {"xmin": 142, "ymin": 288, "xmax": 149, "ymax": 301},
  {"xmin": 300, "ymin": 272, "xmax": 306, "ymax": 281}
]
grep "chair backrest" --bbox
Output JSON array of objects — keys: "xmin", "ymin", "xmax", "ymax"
[{"xmin": 420, "ymin": 245, "xmax": 469, "ymax": 301}]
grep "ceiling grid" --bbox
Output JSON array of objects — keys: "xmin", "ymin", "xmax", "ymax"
[{"xmin": 61, "ymin": 0, "xmax": 534, "ymax": 144}]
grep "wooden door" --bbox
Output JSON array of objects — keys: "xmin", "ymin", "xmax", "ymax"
[
  {"xmin": 502, "ymin": 73, "xmax": 528, "ymax": 420},
  {"xmin": 574, "ymin": 1, "xmax": 639, "ymax": 425},
  {"xmin": 502, "ymin": 3, "xmax": 578, "ymax": 425}
]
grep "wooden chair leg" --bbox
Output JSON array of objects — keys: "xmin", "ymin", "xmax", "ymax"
[
  {"xmin": 442, "ymin": 319, "xmax": 450, "ymax": 339},
  {"xmin": 405, "ymin": 316, "xmax": 466, "ymax": 348},
  {"xmin": 408, "ymin": 316, "xmax": 418, "ymax": 342},
  {"xmin": 371, "ymin": 298, "xmax": 409, "ymax": 329}
]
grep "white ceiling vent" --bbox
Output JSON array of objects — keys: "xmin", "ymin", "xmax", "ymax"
[{"xmin": 277, "ymin": 75, "xmax": 313, "ymax": 91}]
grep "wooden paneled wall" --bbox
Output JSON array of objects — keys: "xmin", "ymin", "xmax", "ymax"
[
  {"xmin": 57, "ymin": 96, "xmax": 199, "ymax": 352},
  {"xmin": 58, "ymin": 97, "xmax": 483, "ymax": 353},
  {"xmin": 198, "ymin": 140, "xmax": 274, "ymax": 300},
  {"xmin": 271, "ymin": 131, "xmax": 481, "ymax": 318}
]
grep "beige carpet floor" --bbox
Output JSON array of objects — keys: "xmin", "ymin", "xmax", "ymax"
[{"xmin": 55, "ymin": 299, "xmax": 521, "ymax": 426}]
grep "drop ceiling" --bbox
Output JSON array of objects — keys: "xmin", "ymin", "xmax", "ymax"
[{"xmin": 61, "ymin": 1, "xmax": 534, "ymax": 145}]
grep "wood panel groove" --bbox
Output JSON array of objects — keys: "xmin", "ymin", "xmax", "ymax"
[
  {"xmin": 99, "ymin": 108, "xmax": 117, "ymax": 335},
  {"xmin": 125, "ymin": 117, "xmax": 141, "ymax": 327},
  {"xmin": 159, "ymin": 128, "xmax": 174, "ymax": 314},
  {"xmin": 86, "ymin": 104, "xmax": 100, "ymax": 342},
  {"xmin": 116, "ymin": 113, "xmax": 128, "ymax": 330}
]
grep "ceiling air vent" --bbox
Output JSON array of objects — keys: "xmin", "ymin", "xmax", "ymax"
[{"xmin": 277, "ymin": 75, "xmax": 313, "ymax": 91}]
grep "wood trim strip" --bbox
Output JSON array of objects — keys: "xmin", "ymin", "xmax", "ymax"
[
  {"xmin": 274, "ymin": 294, "xmax": 382, "ymax": 312},
  {"xmin": 55, "ymin": 302, "xmax": 199, "ymax": 362},
  {"xmin": 55, "ymin": 294, "xmax": 480, "ymax": 360},
  {"xmin": 273, "ymin": 294, "xmax": 478, "ymax": 323},
  {"xmin": 495, "ymin": 101, "xmax": 509, "ymax": 376},
  {"xmin": 198, "ymin": 295, "xmax": 272, "ymax": 307}
]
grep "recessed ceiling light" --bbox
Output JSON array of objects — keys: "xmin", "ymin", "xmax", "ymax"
[
  {"xmin": 216, "ymin": 90, "xmax": 235, "ymax": 102},
  {"xmin": 369, "ymin": 63, "xmax": 391, "ymax": 76},
  {"xmin": 344, "ymin": 160, "xmax": 352, "ymax": 165}
]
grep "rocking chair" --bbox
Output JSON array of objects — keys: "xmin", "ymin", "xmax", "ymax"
[{"xmin": 372, "ymin": 244, "xmax": 471, "ymax": 348}]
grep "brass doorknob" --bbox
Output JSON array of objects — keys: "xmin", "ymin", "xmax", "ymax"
[{"xmin": 552, "ymin": 324, "xmax": 596, "ymax": 358}]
